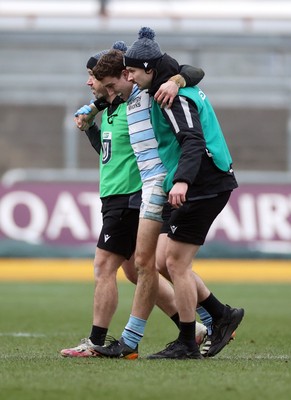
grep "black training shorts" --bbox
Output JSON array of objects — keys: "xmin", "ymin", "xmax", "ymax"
[
  {"xmin": 97, "ymin": 208, "xmax": 140, "ymax": 259},
  {"xmin": 161, "ymin": 191, "xmax": 231, "ymax": 245}
]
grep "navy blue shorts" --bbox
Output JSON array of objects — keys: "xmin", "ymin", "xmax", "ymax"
[
  {"xmin": 97, "ymin": 208, "xmax": 140, "ymax": 259},
  {"xmin": 161, "ymin": 191, "xmax": 231, "ymax": 245}
]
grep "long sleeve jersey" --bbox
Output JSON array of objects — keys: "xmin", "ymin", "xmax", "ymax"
[
  {"xmin": 126, "ymin": 63, "xmax": 205, "ymax": 183},
  {"xmin": 150, "ymin": 86, "xmax": 238, "ymax": 199}
]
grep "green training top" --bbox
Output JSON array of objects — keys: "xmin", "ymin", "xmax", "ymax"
[
  {"xmin": 151, "ymin": 86, "xmax": 233, "ymax": 193},
  {"xmin": 99, "ymin": 103, "xmax": 142, "ymax": 198},
  {"xmin": 179, "ymin": 86, "xmax": 233, "ymax": 171}
]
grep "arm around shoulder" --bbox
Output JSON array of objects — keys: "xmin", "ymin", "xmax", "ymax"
[{"xmin": 179, "ymin": 65, "xmax": 205, "ymax": 87}]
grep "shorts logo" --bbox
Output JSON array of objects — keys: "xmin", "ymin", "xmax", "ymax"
[
  {"xmin": 170, "ymin": 225, "xmax": 178, "ymax": 234},
  {"xmin": 104, "ymin": 234, "xmax": 111, "ymax": 242}
]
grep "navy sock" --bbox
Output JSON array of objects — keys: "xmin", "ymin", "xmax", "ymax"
[
  {"xmin": 178, "ymin": 321, "xmax": 196, "ymax": 349},
  {"xmin": 89, "ymin": 325, "xmax": 108, "ymax": 345},
  {"xmin": 199, "ymin": 293, "xmax": 225, "ymax": 321},
  {"xmin": 170, "ymin": 312, "xmax": 180, "ymax": 329}
]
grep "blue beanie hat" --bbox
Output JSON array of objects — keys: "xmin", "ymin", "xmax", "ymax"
[
  {"xmin": 86, "ymin": 41, "xmax": 127, "ymax": 70},
  {"xmin": 124, "ymin": 27, "xmax": 163, "ymax": 70}
]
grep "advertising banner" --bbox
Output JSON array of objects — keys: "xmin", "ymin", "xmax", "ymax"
[{"xmin": 0, "ymin": 182, "xmax": 290, "ymax": 258}]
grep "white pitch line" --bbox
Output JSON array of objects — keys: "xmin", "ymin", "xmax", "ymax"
[
  {"xmin": 214, "ymin": 355, "xmax": 290, "ymax": 361},
  {"xmin": 0, "ymin": 332, "xmax": 45, "ymax": 337}
]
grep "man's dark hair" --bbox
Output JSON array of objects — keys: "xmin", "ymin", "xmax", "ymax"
[{"xmin": 93, "ymin": 49, "xmax": 125, "ymax": 80}]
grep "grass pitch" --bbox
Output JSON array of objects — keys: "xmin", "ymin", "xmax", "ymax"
[{"xmin": 0, "ymin": 278, "xmax": 290, "ymax": 400}]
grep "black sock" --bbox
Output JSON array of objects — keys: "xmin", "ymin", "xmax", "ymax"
[
  {"xmin": 170, "ymin": 312, "xmax": 180, "ymax": 329},
  {"xmin": 178, "ymin": 321, "xmax": 196, "ymax": 349},
  {"xmin": 89, "ymin": 325, "xmax": 108, "ymax": 345},
  {"xmin": 199, "ymin": 293, "xmax": 226, "ymax": 321}
]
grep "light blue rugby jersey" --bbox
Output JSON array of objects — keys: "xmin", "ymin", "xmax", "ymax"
[{"xmin": 127, "ymin": 85, "xmax": 167, "ymax": 182}]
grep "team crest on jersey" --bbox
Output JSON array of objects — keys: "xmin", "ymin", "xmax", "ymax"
[
  {"xmin": 198, "ymin": 89, "xmax": 206, "ymax": 100},
  {"xmin": 102, "ymin": 131, "xmax": 112, "ymax": 164}
]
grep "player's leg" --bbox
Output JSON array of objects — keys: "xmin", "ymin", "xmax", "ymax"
[
  {"xmin": 92, "ymin": 248, "xmax": 125, "ymax": 329},
  {"xmin": 122, "ymin": 252, "xmax": 181, "ymax": 326},
  {"xmin": 60, "ymin": 247, "xmax": 126, "ymax": 358},
  {"xmin": 60, "ymin": 207, "xmax": 139, "ymax": 357},
  {"xmin": 121, "ymin": 254, "xmax": 137, "ymax": 284},
  {"xmin": 116, "ymin": 177, "xmax": 170, "ymax": 355},
  {"xmin": 167, "ymin": 194, "xmax": 244, "ymax": 358},
  {"xmin": 156, "ymin": 212, "xmax": 209, "ymax": 343},
  {"xmin": 91, "ymin": 177, "xmax": 166, "ymax": 358},
  {"xmin": 130, "ymin": 218, "xmax": 161, "ymax": 319},
  {"xmin": 148, "ymin": 237, "xmax": 202, "ymax": 359}
]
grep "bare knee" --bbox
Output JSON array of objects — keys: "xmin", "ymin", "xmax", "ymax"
[
  {"xmin": 166, "ymin": 254, "xmax": 182, "ymax": 282},
  {"xmin": 93, "ymin": 255, "xmax": 116, "ymax": 283},
  {"xmin": 135, "ymin": 251, "xmax": 156, "ymax": 276}
]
